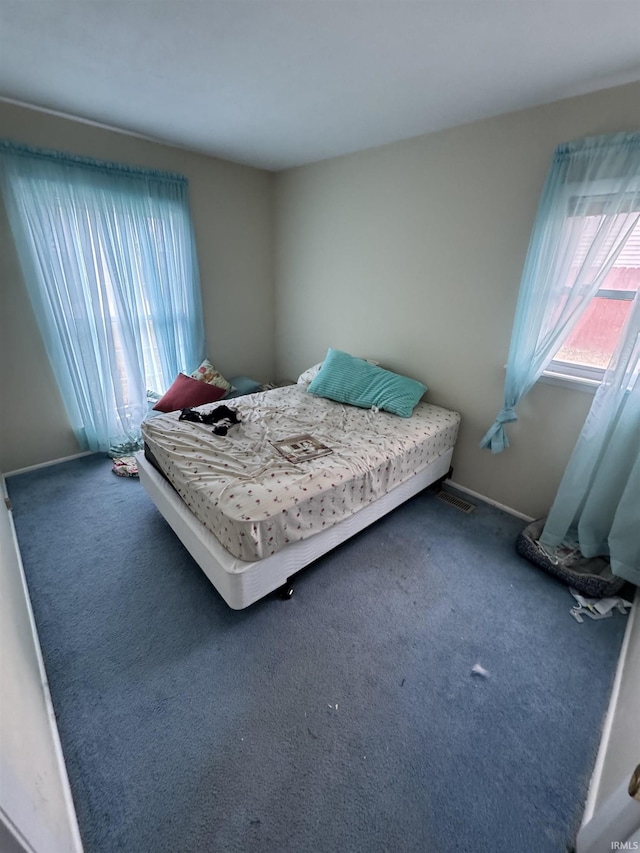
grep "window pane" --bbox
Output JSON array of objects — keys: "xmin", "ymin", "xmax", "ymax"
[
  {"xmin": 555, "ymin": 294, "xmax": 634, "ymax": 369},
  {"xmin": 553, "ymin": 217, "xmax": 639, "ymax": 373},
  {"xmin": 603, "ymin": 266, "xmax": 639, "ymax": 293},
  {"xmin": 568, "ymin": 213, "xmax": 639, "ymax": 282}
]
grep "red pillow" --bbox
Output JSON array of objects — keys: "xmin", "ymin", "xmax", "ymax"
[{"xmin": 153, "ymin": 373, "xmax": 226, "ymax": 413}]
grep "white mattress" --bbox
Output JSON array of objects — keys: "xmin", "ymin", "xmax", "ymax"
[
  {"xmin": 141, "ymin": 385, "xmax": 460, "ymax": 561},
  {"xmin": 136, "ymin": 446, "xmax": 456, "ymax": 609}
]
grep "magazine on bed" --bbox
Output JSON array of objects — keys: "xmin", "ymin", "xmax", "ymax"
[{"xmin": 271, "ymin": 434, "xmax": 333, "ymax": 463}]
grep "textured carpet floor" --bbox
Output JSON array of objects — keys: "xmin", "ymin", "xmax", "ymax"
[{"xmin": 7, "ymin": 454, "xmax": 628, "ymax": 853}]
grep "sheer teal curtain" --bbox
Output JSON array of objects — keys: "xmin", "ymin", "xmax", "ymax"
[
  {"xmin": 540, "ymin": 293, "xmax": 640, "ymax": 585},
  {"xmin": 480, "ymin": 132, "xmax": 640, "ymax": 453},
  {"xmin": 0, "ymin": 141, "xmax": 205, "ymax": 454}
]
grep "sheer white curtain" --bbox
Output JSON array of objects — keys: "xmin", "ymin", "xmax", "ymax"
[
  {"xmin": 0, "ymin": 142, "xmax": 205, "ymax": 454},
  {"xmin": 481, "ymin": 132, "xmax": 640, "ymax": 452},
  {"xmin": 540, "ymin": 293, "xmax": 640, "ymax": 585}
]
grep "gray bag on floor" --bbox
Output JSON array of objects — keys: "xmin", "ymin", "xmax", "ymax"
[{"xmin": 515, "ymin": 518, "xmax": 625, "ymax": 598}]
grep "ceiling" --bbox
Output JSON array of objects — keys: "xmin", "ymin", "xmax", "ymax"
[{"xmin": 0, "ymin": 1, "xmax": 639, "ymax": 171}]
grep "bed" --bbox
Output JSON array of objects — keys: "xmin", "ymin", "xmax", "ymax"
[{"xmin": 136, "ymin": 382, "xmax": 461, "ymax": 609}]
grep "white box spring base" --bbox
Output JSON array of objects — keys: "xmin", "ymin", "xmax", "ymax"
[{"xmin": 135, "ymin": 447, "xmax": 453, "ymax": 609}]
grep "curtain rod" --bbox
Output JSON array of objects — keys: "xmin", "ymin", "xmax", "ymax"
[{"xmin": 0, "ymin": 139, "xmax": 188, "ymax": 185}]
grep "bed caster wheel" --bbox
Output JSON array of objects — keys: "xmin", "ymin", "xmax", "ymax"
[{"xmin": 280, "ymin": 582, "xmax": 294, "ymax": 600}]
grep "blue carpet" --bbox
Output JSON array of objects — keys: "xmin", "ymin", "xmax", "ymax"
[{"xmin": 7, "ymin": 455, "xmax": 628, "ymax": 853}]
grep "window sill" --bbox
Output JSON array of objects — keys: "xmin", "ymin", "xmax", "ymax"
[{"xmin": 538, "ymin": 370, "xmax": 599, "ymax": 394}]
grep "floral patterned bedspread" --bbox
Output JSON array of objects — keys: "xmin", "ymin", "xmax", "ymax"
[{"xmin": 141, "ymin": 385, "xmax": 460, "ymax": 561}]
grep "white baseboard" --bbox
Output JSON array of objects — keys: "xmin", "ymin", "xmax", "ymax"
[
  {"xmin": 4, "ymin": 451, "xmax": 95, "ymax": 478},
  {"xmin": 446, "ymin": 480, "xmax": 535, "ymax": 522}
]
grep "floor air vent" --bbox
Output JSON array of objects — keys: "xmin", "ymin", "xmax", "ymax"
[{"xmin": 435, "ymin": 490, "xmax": 476, "ymax": 514}]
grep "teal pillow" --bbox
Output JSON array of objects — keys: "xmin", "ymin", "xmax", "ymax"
[
  {"xmin": 226, "ymin": 376, "xmax": 263, "ymax": 398},
  {"xmin": 307, "ymin": 348, "xmax": 427, "ymax": 417}
]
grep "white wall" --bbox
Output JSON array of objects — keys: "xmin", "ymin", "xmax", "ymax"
[
  {"xmin": 273, "ymin": 81, "xmax": 640, "ymax": 519},
  {"xmin": 0, "ymin": 100, "xmax": 275, "ymax": 474},
  {"xmin": 0, "ymin": 478, "xmax": 83, "ymax": 852}
]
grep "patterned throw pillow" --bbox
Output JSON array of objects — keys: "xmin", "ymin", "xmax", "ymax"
[
  {"xmin": 297, "ymin": 362, "xmax": 323, "ymax": 385},
  {"xmin": 190, "ymin": 359, "xmax": 232, "ymax": 393}
]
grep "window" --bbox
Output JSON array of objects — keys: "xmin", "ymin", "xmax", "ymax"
[{"xmin": 545, "ymin": 218, "xmax": 639, "ymax": 385}]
